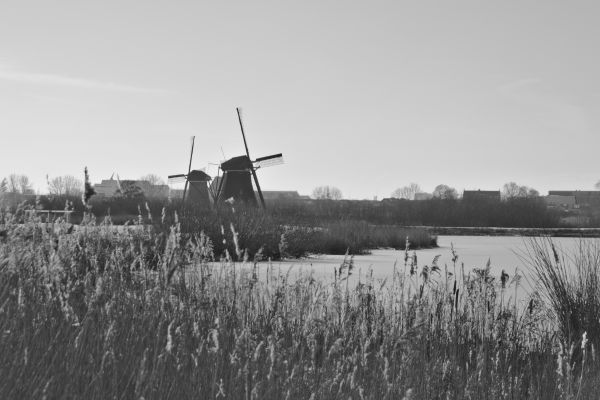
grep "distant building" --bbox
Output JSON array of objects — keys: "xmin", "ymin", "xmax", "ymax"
[
  {"xmin": 259, "ymin": 191, "xmax": 309, "ymax": 201},
  {"xmin": 93, "ymin": 179, "xmax": 169, "ymax": 199},
  {"xmin": 463, "ymin": 190, "xmax": 501, "ymax": 202},
  {"xmin": 548, "ymin": 191, "xmax": 600, "ymax": 208},
  {"xmin": 133, "ymin": 181, "xmax": 169, "ymax": 198},
  {"xmin": 94, "ymin": 180, "xmax": 120, "ymax": 197},
  {"xmin": 548, "ymin": 191, "xmax": 578, "ymax": 196},
  {"xmin": 561, "ymin": 215, "xmax": 591, "ymax": 226},
  {"xmin": 545, "ymin": 195, "xmax": 577, "ymax": 209},
  {"xmin": 414, "ymin": 192, "xmax": 433, "ymax": 201}
]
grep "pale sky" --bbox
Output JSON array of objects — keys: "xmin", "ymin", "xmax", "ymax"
[{"xmin": 1, "ymin": 1, "xmax": 599, "ymax": 199}]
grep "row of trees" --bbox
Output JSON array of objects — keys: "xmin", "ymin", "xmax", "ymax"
[
  {"xmin": 311, "ymin": 186, "xmax": 343, "ymax": 200},
  {"xmin": 0, "ymin": 173, "xmax": 576, "ymax": 228},
  {"xmin": 0, "ymin": 174, "xmax": 83, "ymax": 196},
  {"xmin": 391, "ymin": 181, "xmax": 539, "ymax": 200},
  {"xmin": 0, "ymin": 174, "xmax": 35, "ymax": 195},
  {"xmin": 391, "ymin": 183, "xmax": 459, "ymax": 200},
  {"xmin": 501, "ymin": 182, "xmax": 539, "ymax": 198},
  {"xmin": 3, "ymin": 172, "xmax": 599, "ymax": 201},
  {"xmin": 0, "ymin": 173, "xmax": 168, "ymax": 197},
  {"xmin": 294, "ymin": 180, "xmax": 599, "ymax": 201},
  {"xmin": 313, "ymin": 179, "xmax": 600, "ymax": 202}
]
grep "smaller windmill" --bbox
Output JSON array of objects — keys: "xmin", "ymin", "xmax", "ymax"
[
  {"xmin": 214, "ymin": 108, "xmax": 284, "ymax": 208},
  {"xmin": 168, "ymin": 137, "xmax": 213, "ymax": 208}
]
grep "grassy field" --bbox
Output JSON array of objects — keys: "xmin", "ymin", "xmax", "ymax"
[{"xmin": 1, "ymin": 210, "xmax": 599, "ymax": 399}]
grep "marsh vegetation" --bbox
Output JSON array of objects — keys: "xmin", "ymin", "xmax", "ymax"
[{"xmin": 1, "ymin": 209, "xmax": 599, "ymax": 399}]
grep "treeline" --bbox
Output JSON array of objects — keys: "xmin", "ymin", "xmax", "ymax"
[{"xmin": 1, "ymin": 192, "xmax": 562, "ymax": 228}]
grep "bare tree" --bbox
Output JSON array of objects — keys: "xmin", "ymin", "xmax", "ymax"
[
  {"xmin": 140, "ymin": 174, "xmax": 166, "ymax": 185},
  {"xmin": 139, "ymin": 174, "xmax": 168, "ymax": 198},
  {"xmin": 6, "ymin": 174, "xmax": 33, "ymax": 194},
  {"xmin": 312, "ymin": 186, "xmax": 342, "ymax": 200},
  {"xmin": 6, "ymin": 175, "xmax": 18, "ymax": 193},
  {"xmin": 595, "ymin": 180, "xmax": 600, "ymax": 190},
  {"xmin": 0, "ymin": 178, "xmax": 6, "ymax": 193},
  {"xmin": 502, "ymin": 182, "xmax": 539, "ymax": 199},
  {"xmin": 48, "ymin": 175, "xmax": 83, "ymax": 196},
  {"xmin": 502, "ymin": 182, "xmax": 522, "ymax": 198},
  {"xmin": 391, "ymin": 183, "xmax": 421, "ymax": 200},
  {"xmin": 432, "ymin": 184, "xmax": 458, "ymax": 199}
]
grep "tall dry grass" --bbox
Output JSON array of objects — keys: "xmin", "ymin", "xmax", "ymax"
[
  {"xmin": 0, "ymin": 209, "xmax": 598, "ymax": 399},
  {"xmin": 523, "ymin": 237, "xmax": 600, "ymax": 392}
]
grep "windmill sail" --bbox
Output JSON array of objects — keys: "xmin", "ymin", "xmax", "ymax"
[
  {"xmin": 212, "ymin": 108, "xmax": 284, "ymax": 208},
  {"xmin": 168, "ymin": 174, "xmax": 187, "ymax": 184},
  {"xmin": 254, "ymin": 153, "xmax": 284, "ymax": 168}
]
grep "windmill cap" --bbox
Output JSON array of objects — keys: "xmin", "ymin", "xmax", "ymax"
[
  {"xmin": 221, "ymin": 155, "xmax": 252, "ymax": 171},
  {"xmin": 187, "ymin": 170, "xmax": 212, "ymax": 182}
]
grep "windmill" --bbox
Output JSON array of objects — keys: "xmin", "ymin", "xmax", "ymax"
[
  {"xmin": 168, "ymin": 137, "xmax": 213, "ymax": 208},
  {"xmin": 214, "ymin": 108, "xmax": 284, "ymax": 208}
]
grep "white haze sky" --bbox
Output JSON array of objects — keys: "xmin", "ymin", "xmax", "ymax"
[{"xmin": 1, "ymin": 1, "xmax": 599, "ymax": 199}]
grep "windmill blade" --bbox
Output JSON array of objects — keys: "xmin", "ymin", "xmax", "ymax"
[
  {"xmin": 182, "ymin": 136, "xmax": 195, "ymax": 204},
  {"xmin": 208, "ymin": 175, "xmax": 221, "ymax": 202},
  {"xmin": 168, "ymin": 174, "xmax": 187, "ymax": 184},
  {"xmin": 236, "ymin": 107, "xmax": 266, "ymax": 208},
  {"xmin": 254, "ymin": 153, "xmax": 284, "ymax": 168}
]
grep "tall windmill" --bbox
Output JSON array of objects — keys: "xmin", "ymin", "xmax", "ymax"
[
  {"xmin": 214, "ymin": 108, "xmax": 284, "ymax": 208},
  {"xmin": 168, "ymin": 137, "xmax": 213, "ymax": 208}
]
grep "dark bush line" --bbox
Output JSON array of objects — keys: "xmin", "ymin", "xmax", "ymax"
[
  {"xmin": 2, "ymin": 193, "xmax": 562, "ymax": 228},
  {"xmin": 266, "ymin": 197, "xmax": 561, "ymax": 228},
  {"xmin": 1, "ymin": 193, "xmax": 560, "ymax": 260}
]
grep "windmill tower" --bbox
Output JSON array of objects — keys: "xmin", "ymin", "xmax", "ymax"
[
  {"xmin": 214, "ymin": 108, "xmax": 284, "ymax": 208},
  {"xmin": 186, "ymin": 170, "xmax": 212, "ymax": 206},
  {"xmin": 169, "ymin": 169, "xmax": 212, "ymax": 207},
  {"xmin": 168, "ymin": 137, "xmax": 213, "ymax": 209}
]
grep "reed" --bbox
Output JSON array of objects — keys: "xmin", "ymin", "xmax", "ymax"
[
  {"xmin": 0, "ymin": 209, "xmax": 598, "ymax": 399},
  {"xmin": 523, "ymin": 237, "xmax": 600, "ymax": 392}
]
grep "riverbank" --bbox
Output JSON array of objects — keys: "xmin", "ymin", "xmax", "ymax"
[
  {"xmin": 410, "ymin": 225, "xmax": 600, "ymax": 237},
  {"xmin": 0, "ymin": 213, "xmax": 437, "ymax": 259}
]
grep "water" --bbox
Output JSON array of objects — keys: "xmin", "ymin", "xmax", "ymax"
[{"xmin": 266, "ymin": 235, "xmax": 599, "ymax": 297}]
